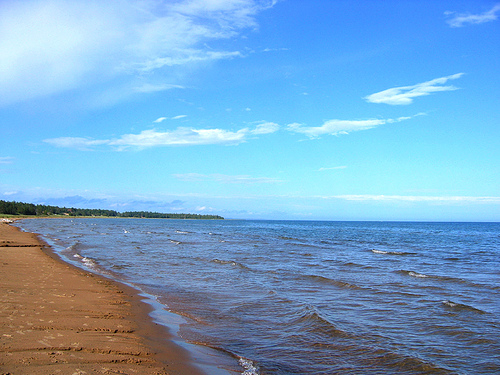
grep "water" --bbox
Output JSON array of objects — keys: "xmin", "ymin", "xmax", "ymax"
[{"xmin": 16, "ymin": 219, "xmax": 500, "ymax": 374}]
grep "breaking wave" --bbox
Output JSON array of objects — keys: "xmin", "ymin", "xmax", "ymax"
[{"xmin": 372, "ymin": 249, "xmax": 415, "ymax": 255}]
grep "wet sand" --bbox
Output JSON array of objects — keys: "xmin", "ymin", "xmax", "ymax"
[{"xmin": 0, "ymin": 221, "xmax": 204, "ymax": 374}]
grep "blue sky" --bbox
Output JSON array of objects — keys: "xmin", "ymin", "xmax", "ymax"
[{"xmin": 1, "ymin": 0, "xmax": 499, "ymax": 221}]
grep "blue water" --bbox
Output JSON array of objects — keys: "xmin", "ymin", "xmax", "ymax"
[{"xmin": 17, "ymin": 219, "xmax": 500, "ymax": 374}]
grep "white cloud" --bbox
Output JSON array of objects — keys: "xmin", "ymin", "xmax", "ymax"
[
  {"xmin": 154, "ymin": 115, "xmax": 187, "ymax": 123},
  {"xmin": 43, "ymin": 137, "xmax": 109, "ymax": 151},
  {"xmin": 446, "ymin": 4, "xmax": 500, "ymax": 27},
  {"xmin": 0, "ymin": 0, "xmax": 274, "ymax": 106},
  {"xmin": 44, "ymin": 121, "xmax": 279, "ymax": 150},
  {"xmin": 134, "ymin": 51, "xmax": 243, "ymax": 72},
  {"xmin": 134, "ymin": 83, "xmax": 185, "ymax": 93},
  {"xmin": 328, "ymin": 195, "xmax": 500, "ymax": 203},
  {"xmin": 250, "ymin": 121, "xmax": 280, "ymax": 134},
  {"xmin": 262, "ymin": 47, "xmax": 289, "ymax": 52},
  {"xmin": 318, "ymin": 166, "xmax": 347, "ymax": 171},
  {"xmin": 110, "ymin": 128, "xmax": 249, "ymax": 148},
  {"xmin": 364, "ymin": 73, "xmax": 464, "ymax": 105},
  {"xmin": 0, "ymin": 157, "xmax": 15, "ymax": 164},
  {"xmin": 173, "ymin": 173, "xmax": 283, "ymax": 184},
  {"xmin": 287, "ymin": 116, "xmax": 412, "ymax": 138}
]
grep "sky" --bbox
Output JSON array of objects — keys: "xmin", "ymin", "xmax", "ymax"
[{"xmin": 1, "ymin": 0, "xmax": 499, "ymax": 221}]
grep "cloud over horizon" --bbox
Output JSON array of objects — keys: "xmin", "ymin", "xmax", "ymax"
[
  {"xmin": 0, "ymin": 157, "xmax": 15, "ymax": 165},
  {"xmin": 318, "ymin": 166, "xmax": 347, "ymax": 171},
  {"xmin": 329, "ymin": 195, "xmax": 500, "ymax": 203},
  {"xmin": 364, "ymin": 73, "xmax": 464, "ymax": 105},
  {"xmin": 173, "ymin": 173, "xmax": 283, "ymax": 184}
]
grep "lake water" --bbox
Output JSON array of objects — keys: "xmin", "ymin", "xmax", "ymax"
[{"xmin": 16, "ymin": 219, "xmax": 500, "ymax": 374}]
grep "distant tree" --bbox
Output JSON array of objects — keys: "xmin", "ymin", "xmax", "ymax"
[{"xmin": 0, "ymin": 199, "xmax": 223, "ymax": 219}]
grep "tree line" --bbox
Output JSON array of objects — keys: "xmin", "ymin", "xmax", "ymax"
[{"xmin": 0, "ymin": 200, "xmax": 224, "ymax": 220}]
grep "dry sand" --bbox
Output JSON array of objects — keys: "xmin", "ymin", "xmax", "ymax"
[{"xmin": 0, "ymin": 221, "xmax": 205, "ymax": 375}]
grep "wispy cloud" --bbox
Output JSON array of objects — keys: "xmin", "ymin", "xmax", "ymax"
[
  {"xmin": 287, "ymin": 116, "xmax": 412, "ymax": 138},
  {"xmin": 250, "ymin": 121, "xmax": 280, "ymax": 134},
  {"xmin": 262, "ymin": 47, "xmax": 289, "ymax": 52},
  {"xmin": 364, "ymin": 73, "xmax": 464, "ymax": 105},
  {"xmin": 171, "ymin": 0, "xmax": 277, "ymax": 26},
  {"xmin": 110, "ymin": 128, "xmax": 248, "ymax": 148},
  {"xmin": 133, "ymin": 83, "xmax": 184, "ymax": 93},
  {"xmin": 153, "ymin": 115, "xmax": 187, "ymax": 123},
  {"xmin": 43, "ymin": 137, "xmax": 109, "ymax": 151},
  {"xmin": 44, "ymin": 121, "xmax": 280, "ymax": 150},
  {"xmin": 0, "ymin": 157, "xmax": 15, "ymax": 164},
  {"xmin": 328, "ymin": 195, "xmax": 500, "ymax": 203},
  {"xmin": 446, "ymin": 3, "xmax": 500, "ymax": 27},
  {"xmin": 173, "ymin": 173, "xmax": 283, "ymax": 184},
  {"xmin": 132, "ymin": 51, "xmax": 243, "ymax": 73},
  {"xmin": 318, "ymin": 166, "xmax": 347, "ymax": 171},
  {"xmin": 0, "ymin": 0, "xmax": 275, "ymax": 106}
]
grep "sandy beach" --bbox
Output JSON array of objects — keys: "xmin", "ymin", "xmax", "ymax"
[{"xmin": 0, "ymin": 220, "xmax": 204, "ymax": 375}]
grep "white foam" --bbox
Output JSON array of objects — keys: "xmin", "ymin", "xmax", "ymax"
[
  {"xmin": 239, "ymin": 357, "xmax": 259, "ymax": 375},
  {"xmin": 409, "ymin": 271, "xmax": 428, "ymax": 278},
  {"xmin": 81, "ymin": 256, "xmax": 97, "ymax": 268},
  {"xmin": 372, "ymin": 249, "xmax": 408, "ymax": 255}
]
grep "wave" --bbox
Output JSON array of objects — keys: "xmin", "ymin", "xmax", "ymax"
[
  {"xmin": 279, "ymin": 236, "xmax": 301, "ymax": 241},
  {"xmin": 289, "ymin": 305, "xmax": 351, "ymax": 339},
  {"xmin": 441, "ymin": 300, "xmax": 486, "ymax": 314},
  {"xmin": 343, "ymin": 261, "xmax": 375, "ymax": 269},
  {"xmin": 397, "ymin": 270, "xmax": 499, "ymax": 291},
  {"xmin": 409, "ymin": 271, "xmax": 428, "ymax": 278},
  {"xmin": 111, "ymin": 264, "xmax": 131, "ymax": 270},
  {"xmin": 239, "ymin": 357, "xmax": 259, "ymax": 375},
  {"xmin": 371, "ymin": 249, "xmax": 415, "ymax": 256},
  {"xmin": 63, "ymin": 241, "xmax": 83, "ymax": 253},
  {"xmin": 211, "ymin": 259, "xmax": 250, "ymax": 270},
  {"xmin": 304, "ymin": 274, "xmax": 361, "ymax": 289},
  {"xmin": 287, "ymin": 304, "xmax": 458, "ymax": 374},
  {"xmin": 73, "ymin": 253, "xmax": 98, "ymax": 269},
  {"xmin": 366, "ymin": 350, "xmax": 455, "ymax": 375},
  {"xmin": 398, "ymin": 269, "xmax": 429, "ymax": 278}
]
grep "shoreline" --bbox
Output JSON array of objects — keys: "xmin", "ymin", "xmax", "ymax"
[{"xmin": 0, "ymin": 220, "xmax": 209, "ymax": 374}]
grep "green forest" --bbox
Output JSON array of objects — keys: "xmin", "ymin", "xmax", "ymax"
[{"xmin": 0, "ymin": 200, "xmax": 224, "ymax": 220}]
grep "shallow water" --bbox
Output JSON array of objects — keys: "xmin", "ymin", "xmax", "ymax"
[{"xmin": 17, "ymin": 219, "xmax": 500, "ymax": 374}]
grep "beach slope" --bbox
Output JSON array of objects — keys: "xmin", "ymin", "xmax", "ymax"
[{"xmin": 0, "ymin": 221, "xmax": 203, "ymax": 374}]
